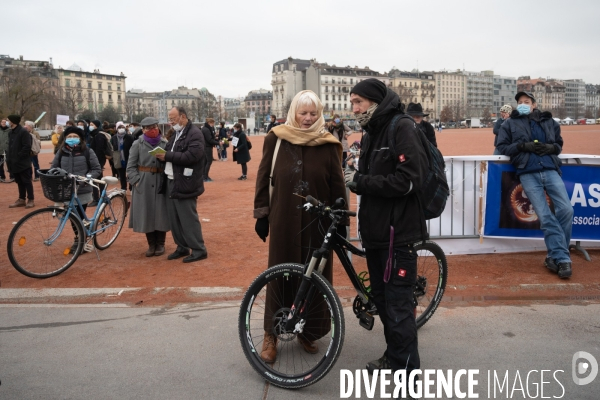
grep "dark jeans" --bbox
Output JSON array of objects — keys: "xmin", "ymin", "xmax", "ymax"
[
  {"xmin": 241, "ymin": 163, "xmax": 247, "ymax": 176},
  {"xmin": 342, "ymin": 151, "xmax": 348, "ymax": 168},
  {"xmin": 365, "ymin": 245, "xmax": 420, "ymax": 374},
  {"xmin": 116, "ymin": 168, "xmax": 127, "ymax": 190},
  {"xmin": 13, "ymin": 169, "xmax": 34, "ymax": 200},
  {"xmin": 204, "ymin": 149, "xmax": 213, "ymax": 179},
  {"xmin": 0, "ymin": 154, "xmax": 14, "ymax": 180},
  {"xmin": 31, "ymin": 155, "xmax": 40, "ymax": 178},
  {"xmin": 221, "ymin": 148, "xmax": 227, "ymax": 159}
]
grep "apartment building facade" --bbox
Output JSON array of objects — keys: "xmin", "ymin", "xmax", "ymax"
[
  {"xmin": 493, "ymin": 75, "xmax": 517, "ymax": 116},
  {"xmin": 434, "ymin": 70, "xmax": 468, "ymax": 121},
  {"xmin": 389, "ymin": 69, "xmax": 436, "ymax": 119}
]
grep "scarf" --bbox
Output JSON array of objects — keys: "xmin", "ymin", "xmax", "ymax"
[
  {"xmin": 116, "ymin": 132, "xmax": 126, "ymax": 166},
  {"xmin": 143, "ymin": 133, "xmax": 162, "ymax": 147},
  {"xmin": 356, "ymin": 103, "xmax": 379, "ymax": 127},
  {"xmin": 272, "ymin": 90, "xmax": 343, "ymax": 160}
]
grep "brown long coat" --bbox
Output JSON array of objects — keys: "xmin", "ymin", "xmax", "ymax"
[{"xmin": 254, "ymin": 132, "xmax": 347, "ymax": 339}]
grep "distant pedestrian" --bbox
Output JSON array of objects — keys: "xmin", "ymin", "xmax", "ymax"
[
  {"xmin": 6, "ymin": 114, "xmax": 35, "ymax": 208},
  {"xmin": 51, "ymin": 125, "xmax": 64, "ymax": 154},
  {"xmin": 131, "ymin": 122, "xmax": 143, "ymax": 140},
  {"xmin": 111, "ymin": 124, "xmax": 134, "ymax": 190},
  {"xmin": 218, "ymin": 122, "xmax": 228, "ymax": 161},
  {"xmin": 437, "ymin": 123, "xmax": 443, "ymax": 133},
  {"xmin": 493, "ymin": 105, "xmax": 512, "ymax": 155},
  {"xmin": 266, "ymin": 114, "xmax": 279, "ymax": 133},
  {"xmin": 328, "ymin": 113, "xmax": 351, "ymax": 167},
  {"xmin": 0, "ymin": 117, "xmax": 15, "ymax": 182},
  {"xmin": 406, "ymin": 102, "xmax": 437, "ymax": 147},
  {"xmin": 232, "ymin": 123, "xmax": 250, "ymax": 180},
  {"xmin": 154, "ymin": 106, "xmax": 208, "ymax": 263},
  {"xmin": 201, "ymin": 118, "xmax": 220, "ymax": 182},
  {"xmin": 126, "ymin": 117, "xmax": 170, "ymax": 257},
  {"xmin": 23, "ymin": 121, "xmax": 41, "ymax": 181},
  {"xmin": 88, "ymin": 120, "xmax": 109, "ymax": 206}
]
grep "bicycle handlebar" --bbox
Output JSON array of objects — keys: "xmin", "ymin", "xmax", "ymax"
[
  {"xmin": 70, "ymin": 173, "xmax": 119, "ymax": 187},
  {"xmin": 304, "ymin": 195, "xmax": 356, "ymax": 217}
]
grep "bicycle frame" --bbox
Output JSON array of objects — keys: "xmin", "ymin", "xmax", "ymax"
[{"xmin": 47, "ymin": 175, "xmax": 124, "ymax": 245}]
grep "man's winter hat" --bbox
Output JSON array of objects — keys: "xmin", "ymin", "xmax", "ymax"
[
  {"xmin": 90, "ymin": 120, "xmax": 102, "ymax": 130},
  {"xmin": 515, "ymin": 91, "xmax": 535, "ymax": 103},
  {"xmin": 500, "ymin": 104, "xmax": 513, "ymax": 113},
  {"xmin": 350, "ymin": 78, "xmax": 387, "ymax": 104},
  {"xmin": 140, "ymin": 117, "xmax": 159, "ymax": 127},
  {"xmin": 406, "ymin": 102, "xmax": 429, "ymax": 117},
  {"xmin": 7, "ymin": 114, "xmax": 21, "ymax": 124},
  {"xmin": 63, "ymin": 126, "xmax": 85, "ymax": 139}
]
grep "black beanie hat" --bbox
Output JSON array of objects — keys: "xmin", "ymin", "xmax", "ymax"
[
  {"xmin": 350, "ymin": 78, "xmax": 387, "ymax": 104},
  {"xmin": 7, "ymin": 114, "xmax": 21, "ymax": 125},
  {"xmin": 64, "ymin": 126, "xmax": 84, "ymax": 139},
  {"xmin": 90, "ymin": 120, "xmax": 102, "ymax": 130}
]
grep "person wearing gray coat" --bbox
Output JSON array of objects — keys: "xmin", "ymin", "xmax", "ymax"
[{"xmin": 126, "ymin": 117, "xmax": 170, "ymax": 257}]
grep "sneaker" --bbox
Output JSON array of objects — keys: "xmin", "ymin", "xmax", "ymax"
[
  {"xmin": 204, "ymin": 178, "xmax": 213, "ymax": 182},
  {"xmin": 5, "ymin": 178, "xmax": 15, "ymax": 183},
  {"xmin": 0, "ymin": 178, "xmax": 4, "ymax": 183},
  {"xmin": 366, "ymin": 354, "xmax": 390, "ymax": 374},
  {"xmin": 33, "ymin": 177, "xmax": 40, "ymax": 182},
  {"xmin": 544, "ymin": 257, "xmax": 558, "ymax": 273},
  {"xmin": 25, "ymin": 199, "xmax": 35, "ymax": 209},
  {"xmin": 237, "ymin": 175, "xmax": 247, "ymax": 180},
  {"xmin": 557, "ymin": 262, "xmax": 572, "ymax": 279},
  {"xmin": 9, "ymin": 198, "xmax": 26, "ymax": 208}
]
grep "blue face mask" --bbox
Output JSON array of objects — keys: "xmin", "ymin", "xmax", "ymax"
[
  {"xmin": 128, "ymin": 127, "xmax": 134, "ymax": 133},
  {"xmin": 334, "ymin": 118, "xmax": 340, "ymax": 124},
  {"xmin": 66, "ymin": 138, "xmax": 80, "ymax": 147},
  {"xmin": 517, "ymin": 104, "xmax": 531, "ymax": 115}
]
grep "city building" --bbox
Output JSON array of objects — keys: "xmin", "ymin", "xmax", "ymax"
[
  {"xmin": 56, "ymin": 64, "xmax": 127, "ymax": 119},
  {"xmin": 244, "ymin": 89, "xmax": 272, "ymax": 127},
  {"xmin": 223, "ymin": 97, "xmax": 246, "ymax": 119},
  {"xmin": 271, "ymin": 57, "xmax": 390, "ymax": 119},
  {"xmin": 517, "ymin": 77, "xmax": 566, "ymax": 115},
  {"xmin": 493, "ymin": 75, "xmax": 517, "ymax": 116},
  {"xmin": 126, "ymin": 89, "xmax": 159, "ymax": 120},
  {"xmin": 389, "ymin": 69, "xmax": 436, "ymax": 120},
  {"xmin": 464, "ymin": 70, "xmax": 494, "ymax": 118},
  {"xmin": 585, "ymin": 84, "xmax": 600, "ymax": 118},
  {"xmin": 434, "ymin": 70, "xmax": 468, "ymax": 121},
  {"xmin": 563, "ymin": 79, "xmax": 586, "ymax": 118}
]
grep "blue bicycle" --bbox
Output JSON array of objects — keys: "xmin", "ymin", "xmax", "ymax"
[{"xmin": 7, "ymin": 168, "xmax": 128, "ymax": 278}]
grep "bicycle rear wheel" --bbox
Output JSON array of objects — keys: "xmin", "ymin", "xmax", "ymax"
[
  {"xmin": 239, "ymin": 264, "xmax": 344, "ymax": 389},
  {"xmin": 7, "ymin": 208, "xmax": 84, "ymax": 278},
  {"xmin": 414, "ymin": 240, "xmax": 447, "ymax": 328},
  {"xmin": 93, "ymin": 193, "xmax": 127, "ymax": 250}
]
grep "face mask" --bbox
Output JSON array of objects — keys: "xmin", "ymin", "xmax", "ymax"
[
  {"xmin": 334, "ymin": 118, "xmax": 340, "ymax": 124},
  {"xmin": 89, "ymin": 125, "xmax": 96, "ymax": 131},
  {"xmin": 78, "ymin": 125, "xmax": 85, "ymax": 130},
  {"xmin": 172, "ymin": 124, "xmax": 182, "ymax": 132},
  {"xmin": 517, "ymin": 104, "xmax": 531, "ymax": 115},
  {"xmin": 66, "ymin": 138, "xmax": 80, "ymax": 147},
  {"xmin": 128, "ymin": 127, "xmax": 134, "ymax": 133},
  {"xmin": 4, "ymin": 121, "xmax": 10, "ymax": 128},
  {"xmin": 118, "ymin": 128, "xmax": 125, "ymax": 134}
]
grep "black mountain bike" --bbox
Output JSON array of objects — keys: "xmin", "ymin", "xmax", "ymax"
[{"xmin": 238, "ymin": 196, "xmax": 447, "ymax": 389}]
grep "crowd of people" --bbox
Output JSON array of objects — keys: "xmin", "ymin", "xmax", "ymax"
[{"xmin": 2, "ymin": 82, "xmax": 575, "ymax": 385}]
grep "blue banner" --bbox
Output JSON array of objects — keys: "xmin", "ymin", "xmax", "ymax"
[{"xmin": 485, "ymin": 162, "xmax": 600, "ymax": 241}]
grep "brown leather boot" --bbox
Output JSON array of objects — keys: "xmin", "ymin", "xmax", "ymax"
[
  {"xmin": 154, "ymin": 231, "xmax": 166, "ymax": 256},
  {"xmin": 145, "ymin": 232, "xmax": 156, "ymax": 257},
  {"xmin": 260, "ymin": 332, "xmax": 277, "ymax": 363},
  {"xmin": 9, "ymin": 198, "xmax": 26, "ymax": 208},
  {"xmin": 297, "ymin": 335, "xmax": 318, "ymax": 354}
]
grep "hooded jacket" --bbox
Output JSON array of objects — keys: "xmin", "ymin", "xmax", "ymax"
[
  {"xmin": 51, "ymin": 145, "xmax": 102, "ymax": 195},
  {"xmin": 496, "ymin": 109, "xmax": 563, "ymax": 174},
  {"xmin": 201, "ymin": 123, "xmax": 220, "ymax": 151},
  {"xmin": 354, "ymin": 90, "xmax": 429, "ymax": 248}
]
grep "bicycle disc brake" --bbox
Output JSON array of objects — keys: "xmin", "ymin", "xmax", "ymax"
[{"xmin": 272, "ymin": 307, "xmax": 297, "ymax": 342}]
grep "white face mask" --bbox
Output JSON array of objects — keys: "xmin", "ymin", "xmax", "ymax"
[
  {"xmin": 118, "ymin": 128, "xmax": 125, "ymax": 134},
  {"xmin": 172, "ymin": 124, "xmax": 182, "ymax": 132}
]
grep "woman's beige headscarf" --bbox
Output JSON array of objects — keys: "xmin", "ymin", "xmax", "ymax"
[{"xmin": 272, "ymin": 90, "xmax": 343, "ymax": 160}]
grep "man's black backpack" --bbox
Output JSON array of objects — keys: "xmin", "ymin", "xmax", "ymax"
[{"xmin": 387, "ymin": 114, "xmax": 449, "ymax": 220}]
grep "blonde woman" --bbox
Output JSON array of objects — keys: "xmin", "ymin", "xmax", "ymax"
[{"xmin": 253, "ymin": 90, "xmax": 347, "ymax": 363}]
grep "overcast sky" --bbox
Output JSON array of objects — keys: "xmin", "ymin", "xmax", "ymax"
[{"xmin": 5, "ymin": 0, "xmax": 599, "ymax": 98}]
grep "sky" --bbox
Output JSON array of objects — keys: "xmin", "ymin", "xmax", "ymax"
[{"xmin": 5, "ymin": 0, "xmax": 600, "ymax": 98}]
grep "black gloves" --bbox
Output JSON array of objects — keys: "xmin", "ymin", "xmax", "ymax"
[
  {"xmin": 533, "ymin": 142, "xmax": 557, "ymax": 156},
  {"xmin": 518, "ymin": 142, "xmax": 536, "ymax": 153},
  {"xmin": 255, "ymin": 217, "xmax": 269, "ymax": 242}
]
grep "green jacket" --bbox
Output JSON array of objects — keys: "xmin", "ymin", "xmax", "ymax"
[{"xmin": 0, "ymin": 127, "xmax": 10, "ymax": 154}]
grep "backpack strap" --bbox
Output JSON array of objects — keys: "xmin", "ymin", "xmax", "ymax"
[{"xmin": 269, "ymin": 137, "xmax": 282, "ymax": 205}]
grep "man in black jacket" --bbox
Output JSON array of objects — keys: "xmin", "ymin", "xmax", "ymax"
[
  {"xmin": 492, "ymin": 104, "xmax": 512, "ymax": 155},
  {"xmin": 266, "ymin": 114, "xmax": 279, "ymax": 133},
  {"xmin": 406, "ymin": 102, "xmax": 437, "ymax": 148},
  {"xmin": 88, "ymin": 120, "xmax": 107, "ymax": 206},
  {"xmin": 154, "ymin": 106, "xmax": 207, "ymax": 263},
  {"xmin": 6, "ymin": 114, "xmax": 35, "ymax": 208},
  {"xmin": 345, "ymin": 79, "xmax": 428, "ymax": 378},
  {"xmin": 497, "ymin": 92, "xmax": 573, "ymax": 279},
  {"xmin": 201, "ymin": 118, "xmax": 220, "ymax": 182}
]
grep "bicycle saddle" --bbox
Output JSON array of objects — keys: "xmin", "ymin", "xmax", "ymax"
[{"xmin": 101, "ymin": 176, "xmax": 119, "ymax": 185}]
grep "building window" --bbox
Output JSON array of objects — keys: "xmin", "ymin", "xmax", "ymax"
[
  {"xmin": 64, "ymin": 71, "xmax": 71, "ymax": 76},
  {"xmin": 98, "ymin": 93, "xmax": 103, "ymax": 100},
  {"xmin": 108, "ymin": 84, "xmax": 112, "ymax": 90},
  {"xmin": 65, "ymin": 79, "xmax": 71, "ymax": 87},
  {"xmin": 118, "ymin": 94, "xmax": 121, "ymax": 100},
  {"xmin": 325, "ymin": 95, "xmax": 328, "ymax": 100},
  {"xmin": 98, "ymin": 83, "xmax": 102, "ymax": 89},
  {"xmin": 109, "ymin": 94, "xmax": 112, "ymax": 100},
  {"xmin": 87, "ymin": 82, "xmax": 92, "ymax": 88}
]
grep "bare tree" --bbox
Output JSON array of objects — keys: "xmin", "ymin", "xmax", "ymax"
[
  {"xmin": 480, "ymin": 107, "xmax": 492, "ymax": 125},
  {"xmin": 0, "ymin": 67, "xmax": 56, "ymax": 120},
  {"xmin": 450, "ymin": 100, "xmax": 465, "ymax": 123},
  {"xmin": 552, "ymin": 106, "xmax": 567, "ymax": 119},
  {"xmin": 440, "ymin": 105, "xmax": 453, "ymax": 123}
]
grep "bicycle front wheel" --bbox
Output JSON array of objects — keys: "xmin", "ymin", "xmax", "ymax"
[
  {"xmin": 238, "ymin": 264, "xmax": 345, "ymax": 389},
  {"xmin": 93, "ymin": 193, "xmax": 127, "ymax": 250},
  {"xmin": 414, "ymin": 240, "xmax": 448, "ymax": 328},
  {"xmin": 7, "ymin": 208, "xmax": 84, "ymax": 278}
]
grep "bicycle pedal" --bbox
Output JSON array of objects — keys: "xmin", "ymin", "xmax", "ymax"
[{"xmin": 358, "ymin": 311, "xmax": 375, "ymax": 330}]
